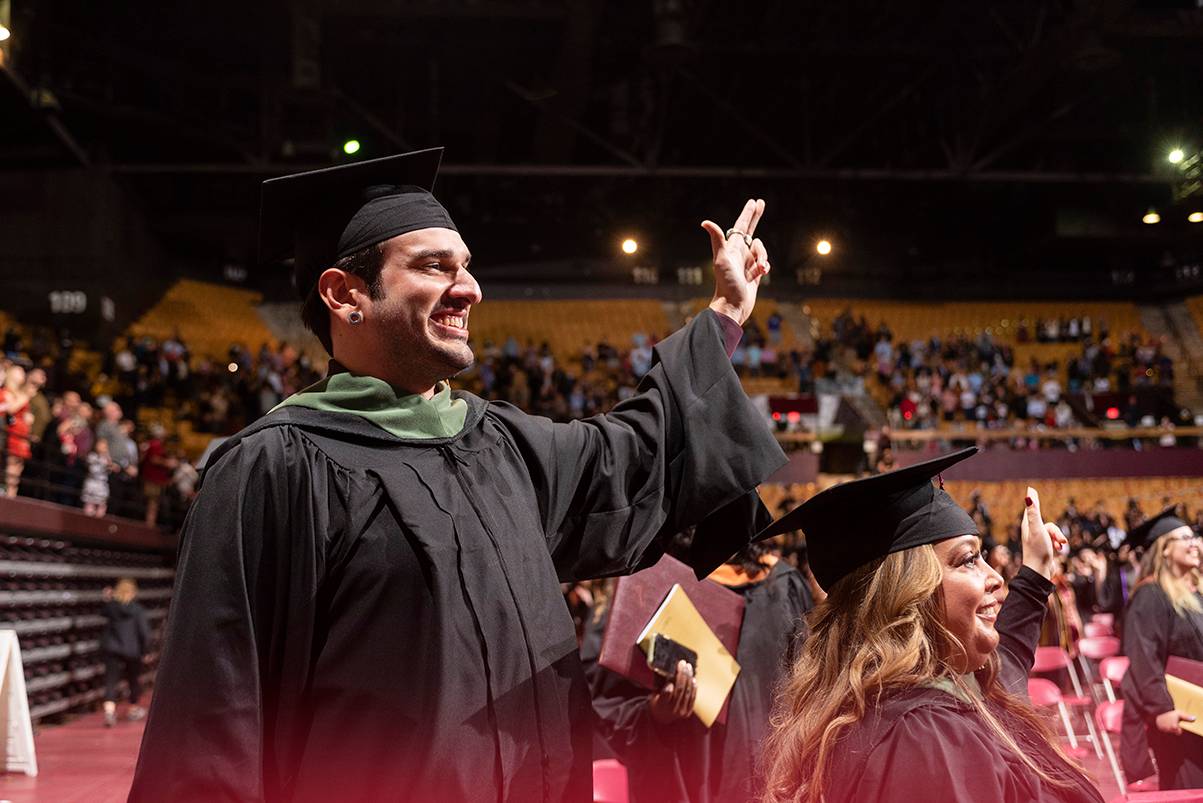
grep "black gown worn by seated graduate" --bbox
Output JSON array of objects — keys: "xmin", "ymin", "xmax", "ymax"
[
  {"xmin": 127, "ymin": 310, "xmax": 786, "ymax": 803},
  {"xmin": 823, "ymin": 568, "xmax": 1104, "ymax": 803},
  {"xmin": 1121, "ymin": 582, "xmax": 1203, "ymax": 789},
  {"xmin": 581, "ymin": 560, "xmax": 812, "ymax": 803}
]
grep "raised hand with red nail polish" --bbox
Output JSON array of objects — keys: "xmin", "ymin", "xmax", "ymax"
[{"xmin": 1020, "ymin": 486, "xmax": 1065, "ymax": 580}]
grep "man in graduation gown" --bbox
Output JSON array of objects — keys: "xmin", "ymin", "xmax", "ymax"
[{"xmin": 127, "ymin": 149, "xmax": 787, "ymax": 803}]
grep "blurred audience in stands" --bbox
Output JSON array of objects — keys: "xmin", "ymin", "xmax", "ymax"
[{"xmin": 0, "ymin": 299, "xmax": 1192, "ymax": 534}]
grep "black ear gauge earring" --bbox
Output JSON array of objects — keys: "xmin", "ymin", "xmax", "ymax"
[{"xmin": 349, "ymin": 311, "xmax": 364, "ymax": 325}]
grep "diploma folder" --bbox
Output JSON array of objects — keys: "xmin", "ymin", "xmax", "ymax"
[
  {"xmin": 599, "ymin": 554, "xmax": 745, "ymax": 725},
  {"xmin": 1166, "ymin": 656, "xmax": 1203, "ymax": 738}
]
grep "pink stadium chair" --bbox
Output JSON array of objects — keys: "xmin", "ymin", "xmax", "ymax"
[
  {"xmin": 1032, "ymin": 646, "xmax": 1102, "ymax": 757},
  {"xmin": 1096, "ymin": 700, "xmax": 1127, "ymax": 793},
  {"xmin": 593, "ymin": 759, "xmax": 629, "ymax": 803},
  {"xmin": 1101, "ymin": 656, "xmax": 1130, "ymax": 703},
  {"xmin": 1078, "ymin": 636, "xmax": 1122, "ymax": 690},
  {"xmin": 1086, "ymin": 622, "xmax": 1115, "ymax": 638},
  {"xmin": 1030, "ymin": 677, "xmax": 1085, "ymax": 753}
]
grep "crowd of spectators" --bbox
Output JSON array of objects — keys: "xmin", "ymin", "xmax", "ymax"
[
  {"xmin": 0, "ymin": 353, "xmax": 196, "ymax": 528},
  {"xmin": 462, "ymin": 334, "xmax": 651, "ymax": 420},
  {"xmin": 805, "ymin": 308, "xmax": 1176, "ymax": 432},
  {"xmin": 0, "ymin": 324, "xmax": 321, "ymax": 528},
  {"xmin": 0, "ymin": 297, "xmax": 1192, "ymax": 528}
]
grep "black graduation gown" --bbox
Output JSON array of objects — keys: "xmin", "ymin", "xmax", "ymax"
[
  {"xmin": 824, "ymin": 568, "xmax": 1104, "ymax": 803},
  {"xmin": 581, "ymin": 561, "xmax": 812, "ymax": 803},
  {"xmin": 1120, "ymin": 583, "xmax": 1203, "ymax": 789},
  {"xmin": 127, "ymin": 310, "xmax": 786, "ymax": 803}
]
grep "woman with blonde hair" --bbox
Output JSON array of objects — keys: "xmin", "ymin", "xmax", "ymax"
[
  {"xmin": 759, "ymin": 448, "xmax": 1102, "ymax": 803},
  {"xmin": 1120, "ymin": 508, "xmax": 1203, "ymax": 789}
]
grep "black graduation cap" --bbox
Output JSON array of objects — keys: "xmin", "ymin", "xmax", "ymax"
[
  {"xmin": 1126, "ymin": 507, "xmax": 1191, "ymax": 551},
  {"xmin": 258, "ymin": 148, "xmax": 457, "ymax": 299},
  {"xmin": 757, "ymin": 447, "xmax": 980, "ymax": 590}
]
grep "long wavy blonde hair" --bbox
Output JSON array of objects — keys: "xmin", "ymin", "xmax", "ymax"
[
  {"xmin": 1141, "ymin": 531, "xmax": 1203, "ymax": 616},
  {"xmin": 760, "ymin": 544, "xmax": 1082, "ymax": 803}
]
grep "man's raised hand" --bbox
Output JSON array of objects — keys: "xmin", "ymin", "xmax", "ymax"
[{"xmin": 703, "ymin": 199, "xmax": 769, "ymax": 326}]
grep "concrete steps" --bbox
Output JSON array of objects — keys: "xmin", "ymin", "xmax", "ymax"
[
  {"xmin": 1139, "ymin": 303, "xmax": 1203, "ymax": 413},
  {"xmin": 255, "ymin": 302, "xmax": 326, "ymax": 366},
  {"xmin": 776, "ymin": 299, "xmax": 814, "ymax": 351}
]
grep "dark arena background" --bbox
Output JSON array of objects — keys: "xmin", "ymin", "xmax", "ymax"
[{"xmin": 1, "ymin": 1, "xmax": 1202, "ymax": 801}]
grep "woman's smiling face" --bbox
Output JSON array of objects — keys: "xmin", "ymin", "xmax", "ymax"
[{"xmin": 932, "ymin": 534, "xmax": 1006, "ymax": 672}]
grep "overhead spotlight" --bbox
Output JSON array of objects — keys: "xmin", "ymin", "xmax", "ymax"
[
  {"xmin": 621, "ymin": 238, "xmax": 638, "ymax": 255},
  {"xmin": 0, "ymin": 25, "xmax": 10, "ymax": 42},
  {"xmin": 816, "ymin": 240, "xmax": 832, "ymax": 255},
  {"xmin": 342, "ymin": 139, "xmax": 361, "ymax": 156},
  {"xmin": 1169, "ymin": 148, "xmax": 1185, "ymax": 165},
  {"xmin": 1143, "ymin": 208, "xmax": 1161, "ymax": 225},
  {"xmin": 1190, "ymin": 212, "xmax": 1203, "ymax": 224},
  {"xmin": 227, "ymin": 362, "xmax": 239, "ymax": 373}
]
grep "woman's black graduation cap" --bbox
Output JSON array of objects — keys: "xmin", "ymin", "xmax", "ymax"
[
  {"xmin": 757, "ymin": 447, "xmax": 980, "ymax": 590},
  {"xmin": 258, "ymin": 147, "xmax": 458, "ymax": 299},
  {"xmin": 1126, "ymin": 507, "xmax": 1191, "ymax": 550}
]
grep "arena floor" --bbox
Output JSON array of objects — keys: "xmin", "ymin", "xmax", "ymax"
[
  {"xmin": 0, "ymin": 706, "xmax": 1134, "ymax": 803},
  {"xmin": 0, "ymin": 709, "xmax": 146, "ymax": 803}
]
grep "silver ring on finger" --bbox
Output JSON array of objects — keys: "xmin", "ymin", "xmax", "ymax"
[{"xmin": 725, "ymin": 228, "xmax": 753, "ymax": 248}]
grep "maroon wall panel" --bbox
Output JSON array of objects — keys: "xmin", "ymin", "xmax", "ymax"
[{"xmin": 895, "ymin": 448, "xmax": 1203, "ymax": 481}]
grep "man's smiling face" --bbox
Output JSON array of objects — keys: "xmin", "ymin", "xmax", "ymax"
[{"xmin": 366, "ymin": 227, "xmax": 482, "ymax": 382}]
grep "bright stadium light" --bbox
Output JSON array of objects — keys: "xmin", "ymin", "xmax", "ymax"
[
  {"xmin": 816, "ymin": 240, "xmax": 832, "ymax": 256},
  {"xmin": 1190, "ymin": 212, "xmax": 1203, "ymax": 224},
  {"xmin": 621, "ymin": 238, "xmax": 638, "ymax": 255},
  {"xmin": 0, "ymin": 25, "xmax": 10, "ymax": 42},
  {"xmin": 343, "ymin": 139, "xmax": 361, "ymax": 156},
  {"xmin": 1169, "ymin": 148, "xmax": 1185, "ymax": 165},
  {"xmin": 1143, "ymin": 208, "xmax": 1161, "ymax": 225}
]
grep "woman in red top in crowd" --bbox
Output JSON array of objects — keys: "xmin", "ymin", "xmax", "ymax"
[{"xmin": 0, "ymin": 364, "xmax": 33, "ymax": 497}]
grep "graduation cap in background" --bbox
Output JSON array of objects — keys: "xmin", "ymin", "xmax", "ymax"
[
  {"xmin": 757, "ymin": 447, "xmax": 980, "ymax": 590},
  {"xmin": 258, "ymin": 148, "xmax": 458, "ymax": 299},
  {"xmin": 1126, "ymin": 506, "xmax": 1192, "ymax": 551}
]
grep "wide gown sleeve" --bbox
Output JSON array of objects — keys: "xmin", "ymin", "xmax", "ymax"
[
  {"xmin": 492, "ymin": 309, "xmax": 788, "ymax": 582},
  {"xmin": 995, "ymin": 566, "xmax": 1055, "ymax": 697},
  {"xmin": 127, "ymin": 427, "xmax": 357, "ymax": 802},
  {"xmin": 1122, "ymin": 585, "xmax": 1176, "ymax": 718}
]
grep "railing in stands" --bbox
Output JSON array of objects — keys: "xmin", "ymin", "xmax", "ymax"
[{"xmin": 0, "ymin": 426, "xmax": 190, "ymax": 532}]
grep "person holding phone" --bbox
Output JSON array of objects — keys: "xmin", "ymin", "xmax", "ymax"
[{"xmin": 582, "ymin": 541, "xmax": 811, "ymax": 803}]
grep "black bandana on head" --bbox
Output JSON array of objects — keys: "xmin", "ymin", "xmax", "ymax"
[{"xmin": 336, "ymin": 184, "xmax": 458, "ymax": 260}]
